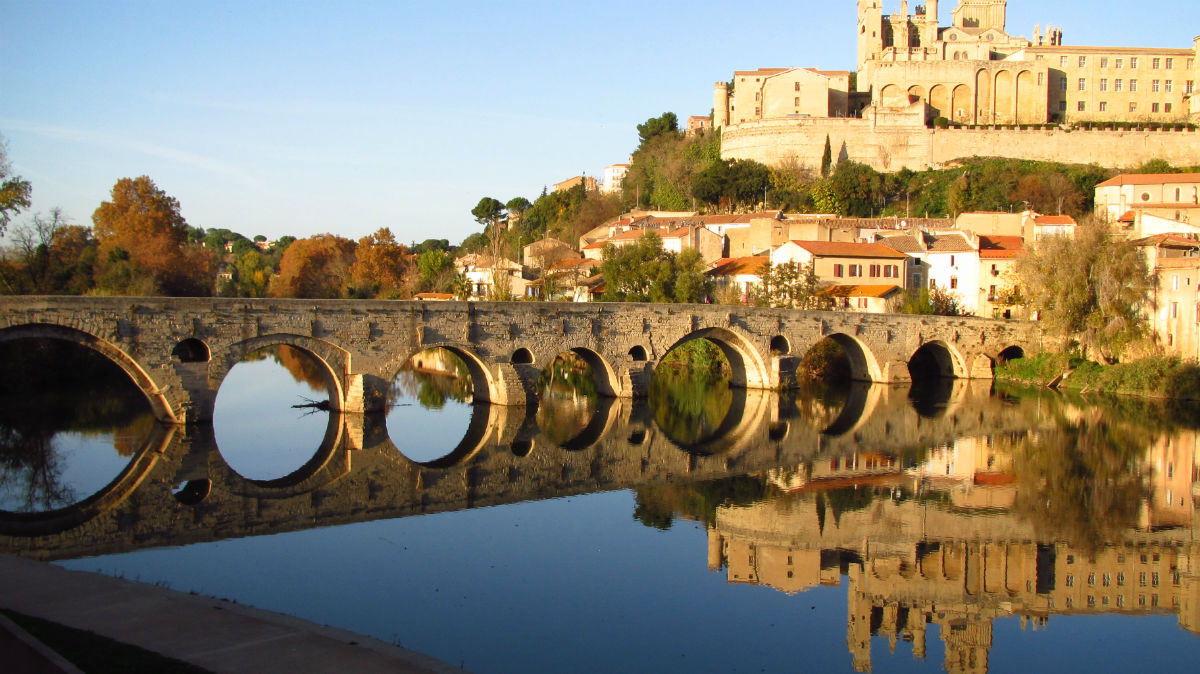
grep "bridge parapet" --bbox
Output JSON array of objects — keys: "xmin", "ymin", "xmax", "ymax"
[{"xmin": 0, "ymin": 297, "xmax": 1046, "ymax": 424}]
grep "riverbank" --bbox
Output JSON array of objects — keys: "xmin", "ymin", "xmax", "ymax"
[
  {"xmin": 0, "ymin": 554, "xmax": 459, "ymax": 674},
  {"xmin": 995, "ymin": 353, "xmax": 1200, "ymax": 400}
]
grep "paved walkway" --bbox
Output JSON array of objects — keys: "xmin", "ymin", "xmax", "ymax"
[{"xmin": 0, "ymin": 554, "xmax": 461, "ymax": 673}]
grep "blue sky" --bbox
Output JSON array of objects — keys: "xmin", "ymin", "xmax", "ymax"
[{"xmin": 1, "ymin": 1, "xmax": 1195, "ymax": 245}]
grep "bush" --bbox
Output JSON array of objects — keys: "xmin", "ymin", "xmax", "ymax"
[{"xmin": 933, "ymin": 116, "xmax": 950, "ymax": 129}]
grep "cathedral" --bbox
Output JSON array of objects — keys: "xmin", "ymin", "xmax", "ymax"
[{"xmin": 716, "ymin": 0, "xmax": 1199, "ymax": 129}]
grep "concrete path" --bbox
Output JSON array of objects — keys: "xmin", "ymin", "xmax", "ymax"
[{"xmin": 0, "ymin": 554, "xmax": 461, "ymax": 673}]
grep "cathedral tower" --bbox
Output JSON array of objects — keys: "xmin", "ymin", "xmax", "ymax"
[
  {"xmin": 952, "ymin": 0, "xmax": 1007, "ymax": 33},
  {"xmin": 857, "ymin": 0, "xmax": 884, "ymax": 75},
  {"xmin": 922, "ymin": 0, "xmax": 941, "ymax": 47}
]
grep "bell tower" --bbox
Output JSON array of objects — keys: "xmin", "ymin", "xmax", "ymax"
[
  {"xmin": 857, "ymin": 0, "xmax": 885, "ymax": 74},
  {"xmin": 922, "ymin": 0, "xmax": 941, "ymax": 47}
]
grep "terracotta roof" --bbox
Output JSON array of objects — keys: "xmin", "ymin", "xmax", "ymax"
[
  {"xmin": 549, "ymin": 258, "xmax": 601, "ymax": 271},
  {"xmin": 822, "ymin": 284, "xmax": 902, "ymax": 298},
  {"xmin": 923, "ymin": 231, "xmax": 976, "ymax": 253},
  {"xmin": 786, "ymin": 241, "xmax": 909, "ymax": 259},
  {"xmin": 978, "ymin": 235, "xmax": 1024, "ymax": 259},
  {"xmin": 1034, "ymin": 215, "xmax": 1077, "ymax": 226},
  {"xmin": 1155, "ymin": 257, "xmax": 1200, "ymax": 269},
  {"xmin": 708, "ymin": 257, "xmax": 770, "ymax": 277},
  {"xmin": 875, "ymin": 234, "xmax": 923, "ymax": 254},
  {"xmin": 734, "ymin": 68, "xmax": 791, "ymax": 77},
  {"xmin": 1118, "ymin": 210, "xmax": 1137, "ymax": 222},
  {"xmin": 1132, "ymin": 234, "xmax": 1200, "ymax": 248},
  {"xmin": 608, "ymin": 227, "xmax": 675, "ymax": 242},
  {"xmin": 1096, "ymin": 173, "xmax": 1200, "ymax": 188},
  {"xmin": 583, "ymin": 241, "xmax": 606, "ymax": 250}
]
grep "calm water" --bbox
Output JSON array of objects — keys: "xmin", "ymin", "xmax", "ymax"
[{"xmin": 2, "ymin": 342, "xmax": 1200, "ymax": 673}]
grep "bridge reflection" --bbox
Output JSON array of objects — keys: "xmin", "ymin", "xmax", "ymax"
[{"xmin": 0, "ymin": 379, "xmax": 1042, "ymax": 557}]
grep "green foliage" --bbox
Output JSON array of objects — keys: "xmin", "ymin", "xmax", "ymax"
[
  {"xmin": 471, "ymin": 196, "xmax": 505, "ymax": 226},
  {"xmin": 411, "ymin": 238, "xmax": 451, "ymax": 255},
  {"xmin": 636, "ymin": 112, "xmax": 680, "ymax": 149},
  {"xmin": 624, "ymin": 124, "xmax": 721, "ymax": 211},
  {"xmin": 632, "ymin": 475, "xmax": 768, "ymax": 530},
  {"xmin": 599, "ymin": 232, "xmax": 712, "ymax": 303},
  {"xmin": 820, "ymin": 135, "xmax": 832, "ymax": 178},
  {"xmin": 0, "ymin": 136, "xmax": 33, "ymax": 237},
  {"xmin": 1017, "ymin": 220, "xmax": 1150, "ymax": 362},
  {"xmin": 997, "ymin": 352, "xmax": 1200, "ymax": 400},
  {"xmin": 898, "ymin": 287, "xmax": 962, "ymax": 316},
  {"xmin": 751, "ymin": 261, "xmax": 826, "ymax": 309}
]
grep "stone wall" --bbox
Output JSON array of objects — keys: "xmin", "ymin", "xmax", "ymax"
[{"xmin": 721, "ymin": 118, "xmax": 1200, "ymax": 174}]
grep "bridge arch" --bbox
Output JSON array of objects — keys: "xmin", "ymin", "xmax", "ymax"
[
  {"xmin": 209, "ymin": 334, "xmax": 349, "ymax": 411},
  {"xmin": 661, "ymin": 327, "xmax": 770, "ymax": 390},
  {"xmin": 812, "ymin": 333, "xmax": 884, "ymax": 383},
  {"xmin": 392, "ymin": 342, "xmax": 501, "ymax": 405},
  {"xmin": 0, "ymin": 323, "xmax": 179, "ymax": 423},
  {"xmin": 544, "ymin": 346, "xmax": 620, "ymax": 399},
  {"xmin": 908, "ymin": 340, "xmax": 968, "ymax": 380}
]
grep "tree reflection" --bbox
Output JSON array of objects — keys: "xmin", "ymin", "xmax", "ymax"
[
  {"xmin": 650, "ymin": 341, "xmax": 733, "ymax": 446},
  {"xmin": 391, "ymin": 348, "xmax": 472, "ymax": 410},
  {"xmin": 633, "ymin": 476, "xmax": 770, "ymax": 530},
  {"xmin": 536, "ymin": 353, "xmax": 599, "ymax": 446},
  {"xmin": 1012, "ymin": 417, "xmax": 1149, "ymax": 550},
  {"xmin": 0, "ymin": 425, "xmax": 73, "ymax": 512}
]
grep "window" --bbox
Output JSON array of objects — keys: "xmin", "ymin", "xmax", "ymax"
[
  {"xmin": 1166, "ymin": 80, "xmax": 1173, "ymax": 93},
  {"xmin": 1079, "ymin": 56, "xmax": 1087, "ymax": 67},
  {"xmin": 755, "ymin": 92, "xmax": 761, "ymax": 101},
  {"xmin": 1166, "ymin": 103, "xmax": 1173, "ymax": 113},
  {"xmin": 794, "ymin": 97, "xmax": 800, "ymax": 106},
  {"xmin": 1060, "ymin": 77, "xmax": 1068, "ymax": 91},
  {"xmin": 1088, "ymin": 573, "xmax": 1097, "ymax": 586},
  {"xmin": 1131, "ymin": 79, "xmax": 1139, "ymax": 92},
  {"xmin": 1060, "ymin": 101, "xmax": 1068, "ymax": 112},
  {"xmin": 1173, "ymin": 275, "xmax": 1180, "ymax": 290},
  {"xmin": 1079, "ymin": 78, "xmax": 1087, "ymax": 91},
  {"xmin": 834, "ymin": 264, "xmax": 844, "ymax": 278},
  {"xmin": 1153, "ymin": 57, "xmax": 1161, "ymax": 69},
  {"xmin": 1167, "ymin": 57, "xmax": 1175, "ymax": 69},
  {"xmin": 1116, "ymin": 57, "xmax": 1124, "ymax": 69},
  {"xmin": 1100, "ymin": 101, "xmax": 1108, "ymax": 112},
  {"xmin": 1101, "ymin": 57, "xmax": 1109, "ymax": 68},
  {"xmin": 1153, "ymin": 572, "xmax": 1160, "ymax": 587},
  {"xmin": 1188, "ymin": 81, "xmax": 1195, "ymax": 95},
  {"xmin": 1079, "ymin": 101, "xmax": 1086, "ymax": 112},
  {"xmin": 1131, "ymin": 57, "xmax": 1139, "ymax": 68},
  {"xmin": 1066, "ymin": 575, "xmax": 1075, "ymax": 587},
  {"xmin": 1153, "ymin": 79, "xmax": 1161, "ymax": 92},
  {"xmin": 869, "ymin": 264, "xmax": 880, "ymax": 278},
  {"xmin": 1153, "ymin": 103, "xmax": 1160, "ymax": 113},
  {"xmin": 1118, "ymin": 573, "xmax": 1126, "ymax": 586},
  {"xmin": 794, "ymin": 82, "xmax": 800, "ymax": 91},
  {"xmin": 857, "ymin": 298, "xmax": 868, "ymax": 309},
  {"xmin": 1101, "ymin": 78, "xmax": 1108, "ymax": 91},
  {"xmin": 1140, "ymin": 572, "xmax": 1148, "ymax": 586},
  {"xmin": 1060, "ymin": 56, "xmax": 1069, "ymax": 68},
  {"xmin": 851, "ymin": 264, "xmax": 862, "ymax": 277},
  {"xmin": 1103, "ymin": 573, "xmax": 1111, "ymax": 587},
  {"xmin": 1115, "ymin": 79, "xmax": 1123, "ymax": 92},
  {"xmin": 1130, "ymin": 102, "xmax": 1138, "ymax": 112},
  {"xmin": 755, "ymin": 107, "xmax": 760, "ymax": 115},
  {"xmin": 1172, "ymin": 302, "xmax": 1179, "ymax": 319},
  {"xmin": 950, "ymin": 276, "xmax": 958, "ymax": 290},
  {"xmin": 1038, "ymin": 72, "xmax": 1044, "ymax": 85}
]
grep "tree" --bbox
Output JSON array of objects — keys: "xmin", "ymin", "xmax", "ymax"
[
  {"xmin": 471, "ymin": 197, "xmax": 505, "ymax": 228},
  {"xmin": 599, "ymin": 233, "xmax": 712, "ymax": 303},
  {"xmin": 820, "ymin": 135, "xmax": 833, "ymax": 178},
  {"xmin": 269, "ymin": 233, "xmax": 356, "ymax": 298},
  {"xmin": 1017, "ymin": 220, "xmax": 1150, "ymax": 362},
  {"xmin": 898, "ymin": 286, "xmax": 962, "ymax": 316},
  {"xmin": 349, "ymin": 228, "xmax": 411, "ymax": 298},
  {"xmin": 1, "ymin": 209, "xmax": 98, "ymax": 295},
  {"xmin": 0, "ymin": 136, "xmax": 33, "ymax": 237},
  {"xmin": 752, "ymin": 261, "xmax": 825, "ymax": 309},
  {"xmin": 636, "ymin": 112, "xmax": 680, "ymax": 149},
  {"xmin": 92, "ymin": 176, "xmax": 216, "ymax": 296}
]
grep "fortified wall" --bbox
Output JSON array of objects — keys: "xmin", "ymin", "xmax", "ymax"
[{"xmin": 721, "ymin": 118, "xmax": 1200, "ymax": 173}]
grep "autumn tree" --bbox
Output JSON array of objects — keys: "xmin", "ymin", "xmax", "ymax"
[
  {"xmin": 269, "ymin": 233, "xmax": 356, "ymax": 298},
  {"xmin": 92, "ymin": 176, "xmax": 216, "ymax": 296},
  {"xmin": 349, "ymin": 228, "xmax": 412, "ymax": 299},
  {"xmin": 1017, "ymin": 220, "xmax": 1150, "ymax": 362},
  {"xmin": 0, "ymin": 136, "xmax": 33, "ymax": 237},
  {"xmin": 0, "ymin": 209, "xmax": 97, "ymax": 294}
]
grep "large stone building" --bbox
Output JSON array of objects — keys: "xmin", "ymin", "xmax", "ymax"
[{"xmin": 716, "ymin": 1, "xmax": 1200, "ymax": 173}]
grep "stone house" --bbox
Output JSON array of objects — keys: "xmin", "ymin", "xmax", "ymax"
[{"xmin": 770, "ymin": 240, "xmax": 909, "ymax": 289}]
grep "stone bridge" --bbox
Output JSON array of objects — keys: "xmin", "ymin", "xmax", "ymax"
[{"xmin": 0, "ymin": 297, "xmax": 1045, "ymax": 425}]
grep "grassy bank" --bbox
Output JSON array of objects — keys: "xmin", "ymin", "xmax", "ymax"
[{"xmin": 995, "ymin": 353, "xmax": 1200, "ymax": 400}]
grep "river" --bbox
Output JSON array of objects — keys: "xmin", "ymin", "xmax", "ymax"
[{"xmin": 1, "ymin": 339, "xmax": 1198, "ymax": 672}]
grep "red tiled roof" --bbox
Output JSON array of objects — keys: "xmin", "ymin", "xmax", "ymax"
[
  {"xmin": 1118, "ymin": 210, "xmax": 1137, "ymax": 222},
  {"xmin": 822, "ymin": 284, "xmax": 902, "ymax": 298},
  {"xmin": 1132, "ymin": 234, "xmax": 1200, "ymax": 248},
  {"xmin": 549, "ymin": 258, "xmax": 601, "ymax": 271},
  {"xmin": 978, "ymin": 235, "xmax": 1024, "ymax": 259},
  {"xmin": 583, "ymin": 241, "xmax": 606, "ymax": 250},
  {"xmin": 1034, "ymin": 215, "xmax": 1077, "ymax": 225},
  {"xmin": 1096, "ymin": 173, "xmax": 1200, "ymax": 188},
  {"xmin": 708, "ymin": 257, "xmax": 770, "ymax": 276},
  {"xmin": 789, "ymin": 240, "xmax": 909, "ymax": 259}
]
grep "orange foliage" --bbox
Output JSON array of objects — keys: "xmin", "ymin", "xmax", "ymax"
[
  {"xmin": 349, "ymin": 228, "xmax": 413, "ymax": 298},
  {"xmin": 269, "ymin": 233, "xmax": 357, "ymax": 298},
  {"xmin": 91, "ymin": 176, "xmax": 215, "ymax": 295}
]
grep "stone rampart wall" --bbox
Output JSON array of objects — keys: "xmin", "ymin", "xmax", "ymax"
[{"xmin": 722, "ymin": 118, "xmax": 1200, "ymax": 173}]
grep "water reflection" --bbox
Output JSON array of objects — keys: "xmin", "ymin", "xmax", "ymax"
[
  {"xmin": 213, "ymin": 344, "xmax": 334, "ymax": 481},
  {"xmin": 4, "ymin": 345, "xmax": 1200, "ymax": 672},
  {"xmin": 0, "ymin": 339, "xmax": 157, "ymax": 513}
]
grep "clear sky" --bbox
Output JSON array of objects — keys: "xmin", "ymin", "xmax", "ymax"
[{"xmin": 1, "ymin": 1, "xmax": 1195, "ymax": 245}]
